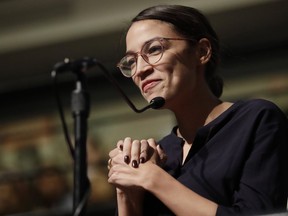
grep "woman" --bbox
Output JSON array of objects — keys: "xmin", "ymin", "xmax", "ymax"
[{"xmin": 107, "ymin": 5, "xmax": 288, "ymax": 216}]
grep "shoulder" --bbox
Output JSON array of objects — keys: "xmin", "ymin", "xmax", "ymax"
[
  {"xmin": 232, "ymin": 99, "xmax": 288, "ymax": 133},
  {"xmin": 233, "ymin": 99, "xmax": 287, "ymax": 119},
  {"xmin": 237, "ymin": 98, "xmax": 282, "ymax": 110},
  {"xmin": 211, "ymin": 99, "xmax": 288, "ymax": 136}
]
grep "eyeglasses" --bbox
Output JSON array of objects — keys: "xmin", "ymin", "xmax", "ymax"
[{"xmin": 117, "ymin": 37, "xmax": 196, "ymax": 77}]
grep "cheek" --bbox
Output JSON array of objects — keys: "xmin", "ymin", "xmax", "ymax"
[
  {"xmin": 132, "ymin": 76, "xmax": 141, "ymax": 89},
  {"xmin": 165, "ymin": 58, "xmax": 197, "ymax": 94}
]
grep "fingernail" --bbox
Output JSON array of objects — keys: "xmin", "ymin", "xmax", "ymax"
[
  {"xmin": 132, "ymin": 160, "xmax": 138, "ymax": 168},
  {"xmin": 140, "ymin": 157, "xmax": 145, "ymax": 163},
  {"xmin": 124, "ymin": 155, "xmax": 130, "ymax": 164}
]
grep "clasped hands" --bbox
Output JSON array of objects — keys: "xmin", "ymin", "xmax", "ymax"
[
  {"xmin": 107, "ymin": 137, "xmax": 167, "ymax": 190},
  {"xmin": 108, "ymin": 137, "xmax": 166, "ymax": 170}
]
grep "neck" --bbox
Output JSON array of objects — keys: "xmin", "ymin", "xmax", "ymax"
[
  {"xmin": 166, "ymin": 71, "xmax": 231, "ymax": 143},
  {"xmin": 174, "ymin": 95, "xmax": 223, "ymax": 143}
]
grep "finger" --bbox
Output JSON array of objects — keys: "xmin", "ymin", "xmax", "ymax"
[
  {"xmin": 122, "ymin": 137, "xmax": 132, "ymax": 164},
  {"xmin": 107, "ymin": 158, "xmax": 113, "ymax": 170},
  {"xmin": 108, "ymin": 164, "xmax": 117, "ymax": 179},
  {"xmin": 147, "ymin": 138, "xmax": 163, "ymax": 165},
  {"xmin": 109, "ymin": 148, "xmax": 120, "ymax": 158},
  {"xmin": 109, "ymin": 151, "xmax": 126, "ymax": 167},
  {"xmin": 130, "ymin": 140, "xmax": 140, "ymax": 168},
  {"xmin": 147, "ymin": 138, "xmax": 158, "ymax": 157},
  {"xmin": 108, "ymin": 164, "xmax": 130, "ymax": 181},
  {"xmin": 157, "ymin": 145, "xmax": 167, "ymax": 164},
  {"xmin": 116, "ymin": 140, "xmax": 124, "ymax": 151},
  {"xmin": 147, "ymin": 138, "xmax": 157, "ymax": 149},
  {"xmin": 139, "ymin": 140, "xmax": 149, "ymax": 163}
]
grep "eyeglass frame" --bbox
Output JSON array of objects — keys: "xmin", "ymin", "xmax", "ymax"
[{"xmin": 117, "ymin": 37, "xmax": 196, "ymax": 77}]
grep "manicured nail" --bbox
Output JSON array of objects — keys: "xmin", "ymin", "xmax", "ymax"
[
  {"xmin": 140, "ymin": 157, "xmax": 145, "ymax": 163},
  {"xmin": 132, "ymin": 160, "xmax": 138, "ymax": 168},
  {"xmin": 119, "ymin": 144, "xmax": 123, "ymax": 151},
  {"xmin": 124, "ymin": 155, "xmax": 130, "ymax": 164}
]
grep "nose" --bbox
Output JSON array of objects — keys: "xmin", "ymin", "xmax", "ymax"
[{"xmin": 134, "ymin": 54, "xmax": 152, "ymax": 77}]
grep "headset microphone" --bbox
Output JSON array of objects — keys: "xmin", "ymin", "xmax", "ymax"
[
  {"xmin": 133, "ymin": 96, "xmax": 165, "ymax": 113},
  {"xmin": 150, "ymin": 97, "xmax": 165, "ymax": 109}
]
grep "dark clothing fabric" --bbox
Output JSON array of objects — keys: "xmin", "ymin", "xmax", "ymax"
[{"xmin": 143, "ymin": 99, "xmax": 288, "ymax": 216}]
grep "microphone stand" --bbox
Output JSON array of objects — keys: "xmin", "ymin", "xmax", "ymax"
[
  {"xmin": 51, "ymin": 57, "xmax": 165, "ymax": 216},
  {"xmin": 71, "ymin": 72, "xmax": 90, "ymax": 216}
]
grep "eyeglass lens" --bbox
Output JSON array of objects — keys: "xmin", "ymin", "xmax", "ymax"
[{"xmin": 119, "ymin": 39, "xmax": 164, "ymax": 77}]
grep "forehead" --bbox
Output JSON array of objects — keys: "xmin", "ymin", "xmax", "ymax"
[{"xmin": 126, "ymin": 20, "xmax": 178, "ymax": 51}]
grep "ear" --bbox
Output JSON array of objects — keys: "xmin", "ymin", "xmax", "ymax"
[{"xmin": 197, "ymin": 38, "xmax": 212, "ymax": 65}]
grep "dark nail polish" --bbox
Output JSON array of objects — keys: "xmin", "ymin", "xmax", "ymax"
[
  {"xmin": 140, "ymin": 157, "xmax": 145, "ymax": 163},
  {"xmin": 124, "ymin": 155, "xmax": 130, "ymax": 164},
  {"xmin": 132, "ymin": 160, "xmax": 138, "ymax": 168}
]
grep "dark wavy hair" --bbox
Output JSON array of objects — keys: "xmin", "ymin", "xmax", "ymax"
[{"xmin": 130, "ymin": 5, "xmax": 223, "ymax": 98}]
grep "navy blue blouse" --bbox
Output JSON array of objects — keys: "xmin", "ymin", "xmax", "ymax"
[{"xmin": 143, "ymin": 99, "xmax": 288, "ymax": 215}]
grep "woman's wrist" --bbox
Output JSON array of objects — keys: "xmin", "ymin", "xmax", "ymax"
[
  {"xmin": 116, "ymin": 187, "xmax": 144, "ymax": 198},
  {"xmin": 139, "ymin": 161, "xmax": 163, "ymax": 192},
  {"xmin": 116, "ymin": 187, "xmax": 144, "ymax": 216}
]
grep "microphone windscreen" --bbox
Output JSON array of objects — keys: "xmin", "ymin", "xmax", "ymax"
[{"xmin": 149, "ymin": 97, "xmax": 165, "ymax": 109}]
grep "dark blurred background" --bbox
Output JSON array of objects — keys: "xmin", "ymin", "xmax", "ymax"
[{"xmin": 0, "ymin": 0, "xmax": 287, "ymax": 215}]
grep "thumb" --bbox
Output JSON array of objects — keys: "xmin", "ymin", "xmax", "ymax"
[{"xmin": 156, "ymin": 145, "xmax": 167, "ymax": 165}]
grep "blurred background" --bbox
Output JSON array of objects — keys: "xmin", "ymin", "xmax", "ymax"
[{"xmin": 0, "ymin": 0, "xmax": 287, "ymax": 215}]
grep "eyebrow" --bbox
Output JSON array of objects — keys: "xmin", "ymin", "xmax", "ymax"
[{"xmin": 125, "ymin": 36, "xmax": 163, "ymax": 55}]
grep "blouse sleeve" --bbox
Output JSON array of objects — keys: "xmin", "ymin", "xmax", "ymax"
[{"xmin": 216, "ymin": 102, "xmax": 288, "ymax": 215}]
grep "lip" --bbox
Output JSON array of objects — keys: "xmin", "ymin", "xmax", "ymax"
[{"xmin": 141, "ymin": 79, "xmax": 161, "ymax": 93}]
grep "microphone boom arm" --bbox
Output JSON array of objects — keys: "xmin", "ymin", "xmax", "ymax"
[{"xmin": 52, "ymin": 57, "xmax": 165, "ymax": 113}]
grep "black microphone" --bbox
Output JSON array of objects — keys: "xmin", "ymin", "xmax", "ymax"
[
  {"xmin": 134, "ymin": 96, "xmax": 165, "ymax": 113},
  {"xmin": 150, "ymin": 97, "xmax": 166, "ymax": 109},
  {"xmin": 51, "ymin": 57, "xmax": 165, "ymax": 113}
]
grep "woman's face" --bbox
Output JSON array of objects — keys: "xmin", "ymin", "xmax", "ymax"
[{"xmin": 126, "ymin": 20, "xmax": 201, "ymax": 107}]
